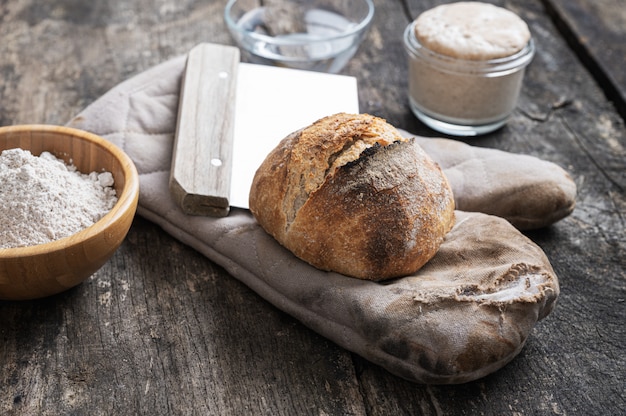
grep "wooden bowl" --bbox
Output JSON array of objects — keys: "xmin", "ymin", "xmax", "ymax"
[{"xmin": 0, "ymin": 125, "xmax": 139, "ymax": 300}]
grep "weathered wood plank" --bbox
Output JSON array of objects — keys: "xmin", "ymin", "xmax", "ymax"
[
  {"xmin": 0, "ymin": 0, "xmax": 624, "ymax": 415},
  {"xmin": 1, "ymin": 218, "xmax": 367, "ymax": 415},
  {"xmin": 543, "ymin": 0, "xmax": 626, "ymax": 121}
]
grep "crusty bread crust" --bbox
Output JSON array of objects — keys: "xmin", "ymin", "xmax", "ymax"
[{"xmin": 249, "ymin": 113, "xmax": 455, "ymax": 280}]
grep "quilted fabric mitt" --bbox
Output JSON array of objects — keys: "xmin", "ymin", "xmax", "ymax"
[{"xmin": 67, "ymin": 55, "xmax": 574, "ymax": 384}]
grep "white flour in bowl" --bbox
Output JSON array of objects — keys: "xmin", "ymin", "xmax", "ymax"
[{"xmin": 0, "ymin": 148, "xmax": 118, "ymax": 249}]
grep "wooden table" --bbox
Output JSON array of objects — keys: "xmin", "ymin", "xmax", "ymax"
[{"xmin": 1, "ymin": 0, "xmax": 624, "ymax": 414}]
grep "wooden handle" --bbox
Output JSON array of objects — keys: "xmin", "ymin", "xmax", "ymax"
[{"xmin": 169, "ymin": 43, "xmax": 240, "ymax": 217}]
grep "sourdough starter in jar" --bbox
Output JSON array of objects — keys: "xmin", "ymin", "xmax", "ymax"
[{"xmin": 404, "ymin": 2, "xmax": 535, "ymax": 136}]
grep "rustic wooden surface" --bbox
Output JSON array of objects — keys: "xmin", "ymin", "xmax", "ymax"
[
  {"xmin": 544, "ymin": 0, "xmax": 626, "ymax": 120},
  {"xmin": 1, "ymin": 0, "xmax": 624, "ymax": 415}
]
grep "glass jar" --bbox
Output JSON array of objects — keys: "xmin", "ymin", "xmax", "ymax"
[{"xmin": 403, "ymin": 20, "xmax": 535, "ymax": 136}]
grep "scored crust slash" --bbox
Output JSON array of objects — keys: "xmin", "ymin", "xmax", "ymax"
[{"xmin": 249, "ymin": 113, "xmax": 456, "ymax": 280}]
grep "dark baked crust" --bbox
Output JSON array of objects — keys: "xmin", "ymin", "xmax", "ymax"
[{"xmin": 249, "ymin": 113, "xmax": 455, "ymax": 280}]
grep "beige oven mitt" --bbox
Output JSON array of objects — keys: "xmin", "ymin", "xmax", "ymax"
[{"xmin": 67, "ymin": 55, "xmax": 575, "ymax": 384}]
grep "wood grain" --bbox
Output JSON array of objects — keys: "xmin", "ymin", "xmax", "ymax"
[
  {"xmin": 0, "ymin": 125, "xmax": 139, "ymax": 301},
  {"xmin": 0, "ymin": 0, "xmax": 624, "ymax": 415},
  {"xmin": 542, "ymin": 0, "xmax": 626, "ymax": 120},
  {"xmin": 170, "ymin": 43, "xmax": 239, "ymax": 217}
]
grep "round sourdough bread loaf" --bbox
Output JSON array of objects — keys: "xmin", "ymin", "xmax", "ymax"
[{"xmin": 249, "ymin": 113, "xmax": 455, "ymax": 280}]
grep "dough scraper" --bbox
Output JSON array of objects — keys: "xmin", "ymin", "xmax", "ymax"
[{"xmin": 169, "ymin": 43, "xmax": 359, "ymax": 217}]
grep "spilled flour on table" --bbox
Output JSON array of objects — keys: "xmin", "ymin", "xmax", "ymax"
[{"xmin": 0, "ymin": 148, "xmax": 118, "ymax": 249}]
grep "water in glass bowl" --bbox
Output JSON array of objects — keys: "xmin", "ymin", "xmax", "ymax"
[{"xmin": 236, "ymin": 7, "xmax": 362, "ymax": 73}]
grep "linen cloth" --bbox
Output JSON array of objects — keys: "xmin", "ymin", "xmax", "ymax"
[{"xmin": 68, "ymin": 55, "xmax": 575, "ymax": 384}]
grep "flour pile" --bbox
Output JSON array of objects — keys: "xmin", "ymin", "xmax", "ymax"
[{"xmin": 0, "ymin": 148, "xmax": 118, "ymax": 249}]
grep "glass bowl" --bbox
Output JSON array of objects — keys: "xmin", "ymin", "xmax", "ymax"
[{"xmin": 224, "ymin": 0, "xmax": 375, "ymax": 73}]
